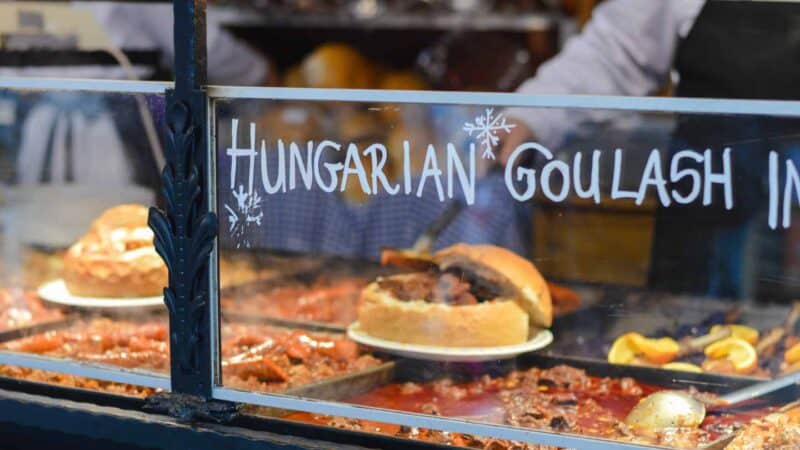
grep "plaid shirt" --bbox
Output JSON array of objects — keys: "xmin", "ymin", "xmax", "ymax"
[{"xmin": 218, "ymin": 171, "xmax": 531, "ymax": 261}]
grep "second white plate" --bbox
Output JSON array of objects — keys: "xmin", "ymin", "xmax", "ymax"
[
  {"xmin": 347, "ymin": 322, "xmax": 553, "ymax": 362},
  {"xmin": 38, "ymin": 279, "xmax": 164, "ymax": 310}
]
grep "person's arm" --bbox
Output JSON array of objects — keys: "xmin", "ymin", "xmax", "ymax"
[
  {"xmin": 85, "ymin": 3, "xmax": 272, "ymax": 86},
  {"xmin": 502, "ymin": 0, "xmax": 701, "ymax": 159},
  {"xmin": 204, "ymin": 11, "xmax": 272, "ymax": 86}
]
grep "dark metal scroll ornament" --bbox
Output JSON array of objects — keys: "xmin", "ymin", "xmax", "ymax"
[
  {"xmin": 148, "ymin": 98, "xmax": 217, "ymax": 393},
  {"xmin": 142, "ymin": 0, "xmax": 239, "ymax": 425},
  {"xmin": 145, "ymin": 392, "xmax": 240, "ymax": 423}
]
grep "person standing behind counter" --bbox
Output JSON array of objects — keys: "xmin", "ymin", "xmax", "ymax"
[
  {"xmin": 72, "ymin": 2, "xmax": 273, "ymax": 86},
  {"xmin": 11, "ymin": 2, "xmax": 274, "ymax": 188},
  {"xmin": 500, "ymin": 0, "xmax": 800, "ymax": 298},
  {"xmin": 3, "ymin": 2, "xmax": 274, "ymax": 249}
]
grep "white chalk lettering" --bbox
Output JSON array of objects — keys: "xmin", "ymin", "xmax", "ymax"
[
  {"xmin": 541, "ymin": 159, "xmax": 570, "ymax": 202},
  {"xmin": 783, "ymin": 157, "xmax": 800, "ymax": 229},
  {"xmin": 260, "ymin": 140, "xmax": 286, "ymax": 194},
  {"xmin": 364, "ymin": 143, "xmax": 400, "ymax": 195},
  {"xmin": 447, "ymin": 143, "xmax": 475, "ymax": 205},
  {"xmin": 637, "ymin": 150, "xmax": 670, "ymax": 206},
  {"xmin": 611, "ymin": 149, "xmax": 637, "ymax": 200},
  {"xmin": 670, "ymin": 150, "xmax": 703, "ymax": 205},
  {"xmin": 314, "ymin": 140, "xmax": 341, "ymax": 193},
  {"xmin": 703, "ymin": 148, "xmax": 733, "ymax": 210},
  {"xmin": 768, "ymin": 151, "xmax": 779, "ymax": 230},
  {"xmin": 504, "ymin": 142, "xmax": 553, "ymax": 202},
  {"xmin": 417, "ymin": 144, "xmax": 445, "ymax": 201},
  {"xmin": 340, "ymin": 143, "xmax": 371, "ymax": 195},
  {"xmin": 288, "ymin": 141, "xmax": 314, "ymax": 190},
  {"xmin": 403, "ymin": 140, "xmax": 413, "ymax": 195},
  {"xmin": 226, "ymin": 119, "xmax": 258, "ymax": 191},
  {"xmin": 223, "ymin": 119, "xmax": 785, "ymax": 228},
  {"xmin": 573, "ymin": 150, "xmax": 601, "ymax": 204}
]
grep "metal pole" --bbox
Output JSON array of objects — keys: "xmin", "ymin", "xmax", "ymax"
[{"xmin": 148, "ymin": 0, "xmax": 220, "ymax": 402}]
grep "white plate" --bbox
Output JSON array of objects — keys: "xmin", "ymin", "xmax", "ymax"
[
  {"xmin": 347, "ymin": 322, "xmax": 553, "ymax": 362},
  {"xmin": 38, "ymin": 279, "xmax": 164, "ymax": 310}
]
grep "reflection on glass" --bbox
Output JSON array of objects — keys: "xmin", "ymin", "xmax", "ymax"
[
  {"xmin": 213, "ymin": 99, "xmax": 800, "ymax": 449},
  {"xmin": 0, "ymin": 88, "xmax": 169, "ymax": 396}
]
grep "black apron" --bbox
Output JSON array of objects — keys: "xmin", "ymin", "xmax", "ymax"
[{"xmin": 649, "ymin": 0, "xmax": 800, "ymax": 297}]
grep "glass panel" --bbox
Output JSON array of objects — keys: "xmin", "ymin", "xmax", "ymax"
[
  {"xmin": 0, "ymin": 86, "xmax": 169, "ymax": 396},
  {"xmin": 214, "ymin": 95, "xmax": 800, "ymax": 449}
]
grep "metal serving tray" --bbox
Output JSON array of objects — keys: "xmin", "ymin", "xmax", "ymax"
[
  {"xmin": 222, "ymin": 311, "xmax": 348, "ymax": 334},
  {"xmin": 223, "ymin": 321, "xmax": 396, "ymax": 415},
  {"xmin": 0, "ymin": 315, "xmax": 169, "ymax": 399},
  {"xmin": 219, "ymin": 250, "xmax": 327, "ymax": 282},
  {"xmin": 548, "ymin": 289, "xmax": 793, "ymax": 369},
  {"xmin": 221, "ymin": 249, "xmax": 601, "ymax": 334},
  {"xmin": 236, "ymin": 354, "xmax": 800, "ymax": 450},
  {"xmin": 237, "ymin": 350, "xmax": 792, "ymax": 449},
  {"xmin": 0, "ymin": 360, "xmax": 398, "ymax": 419},
  {"xmin": 0, "ymin": 373, "xmax": 150, "ymax": 407},
  {"xmin": 0, "ymin": 316, "xmax": 76, "ymax": 344},
  {"xmin": 220, "ymin": 271, "xmax": 352, "ymax": 333},
  {"xmin": 241, "ymin": 348, "xmax": 790, "ymax": 411},
  {"xmin": 221, "ymin": 255, "xmax": 597, "ymax": 335},
  {"xmin": 220, "ymin": 257, "xmax": 396, "ymax": 332},
  {"xmin": 240, "ymin": 361, "xmax": 397, "ymax": 418},
  {"xmin": 0, "ymin": 317, "xmax": 395, "ymax": 410},
  {"xmin": 521, "ymin": 353, "xmax": 768, "ymax": 393},
  {"xmin": 555, "ymin": 291, "xmax": 789, "ymax": 338}
]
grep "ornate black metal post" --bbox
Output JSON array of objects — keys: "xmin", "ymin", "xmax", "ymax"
[{"xmin": 148, "ymin": 0, "xmax": 227, "ymax": 414}]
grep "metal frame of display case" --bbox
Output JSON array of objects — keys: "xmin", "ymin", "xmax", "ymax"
[
  {"xmin": 2, "ymin": 0, "xmax": 800, "ymax": 449},
  {"xmin": 211, "ymin": 7, "xmax": 560, "ymax": 31},
  {"xmin": 197, "ymin": 2, "xmax": 800, "ymax": 448},
  {"xmin": 0, "ymin": 78, "xmax": 171, "ymax": 391},
  {"xmin": 200, "ymin": 85, "xmax": 800, "ymax": 450}
]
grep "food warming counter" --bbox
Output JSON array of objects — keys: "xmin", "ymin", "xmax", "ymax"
[{"xmin": 2, "ymin": 1, "xmax": 800, "ymax": 449}]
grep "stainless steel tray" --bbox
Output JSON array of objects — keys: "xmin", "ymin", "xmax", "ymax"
[{"xmin": 0, "ymin": 316, "xmax": 76, "ymax": 344}]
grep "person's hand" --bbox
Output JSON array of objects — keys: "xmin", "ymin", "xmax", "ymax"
[{"xmin": 499, "ymin": 118, "xmax": 535, "ymax": 166}]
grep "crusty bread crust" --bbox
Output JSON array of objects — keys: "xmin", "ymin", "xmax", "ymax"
[
  {"xmin": 63, "ymin": 246, "xmax": 166, "ymax": 298},
  {"xmin": 358, "ymin": 281, "xmax": 529, "ymax": 347},
  {"xmin": 63, "ymin": 204, "xmax": 167, "ymax": 298},
  {"xmin": 432, "ymin": 244, "xmax": 552, "ymax": 328},
  {"xmin": 89, "ymin": 204, "xmax": 150, "ymax": 233}
]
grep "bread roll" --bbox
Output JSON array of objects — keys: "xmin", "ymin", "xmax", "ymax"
[
  {"xmin": 433, "ymin": 244, "xmax": 552, "ymax": 328},
  {"xmin": 63, "ymin": 204, "xmax": 167, "ymax": 298},
  {"xmin": 359, "ymin": 279, "xmax": 529, "ymax": 347},
  {"xmin": 301, "ymin": 43, "xmax": 378, "ymax": 89}
]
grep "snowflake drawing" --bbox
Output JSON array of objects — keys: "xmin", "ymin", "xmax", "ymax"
[
  {"xmin": 224, "ymin": 185, "xmax": 263, "ymax": 249},
  {"xmin": 463, "ymin": 108, "xmax": 516, "ymax": 160}
]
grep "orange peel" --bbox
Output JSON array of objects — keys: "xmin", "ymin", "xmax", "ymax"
[
  {"xmin": 630, "ymin": 335, "xmax": 680, "ymax": 364},
  {"xmin": 710, "ymin": 324, "xmax": 759, "ymax": 345},
  {"xmin": 608, "ymin": 333, "xmax": 679, "ymax": 365},
  {"xmin": 608, "ymin": 333, "xmax": 641, "ymax": 365},
  {"xmin": 784, "ymin": 342, "xmax": 800, "ymax": 365},
  {"xmin": 704, "ymin": 336, "xmax": 758, "ymax": 374},
  {"xmin": 662, "ymin": 362, "xmax": 703, "ymax": 373}
]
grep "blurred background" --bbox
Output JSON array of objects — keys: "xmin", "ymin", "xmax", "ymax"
[{"xmin": 1, "ymin": 0, "xmax": 799, "ymax": 303}]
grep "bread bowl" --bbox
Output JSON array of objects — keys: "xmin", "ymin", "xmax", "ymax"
[
  {"xmin": 358, "ymin": 244, "xmax": 552, "ymax": 347},
  {"xmin": 63, "ymin": 204, "xmax": 167, "ymax": 298}
]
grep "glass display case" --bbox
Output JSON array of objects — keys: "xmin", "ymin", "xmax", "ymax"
[
  {"xmin": 0, "ymin": 79, "xmax": 171, "ymax": 395},
  {"xmin": 1, "ymin": 1, "xmax": 800, "ymax": 450},
  {"xmin": 209, "ymin": 88, "xmax": 800, "ymax": 449}
]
